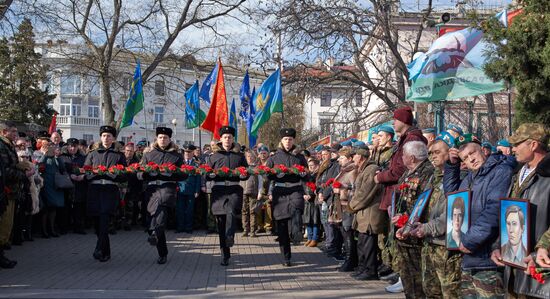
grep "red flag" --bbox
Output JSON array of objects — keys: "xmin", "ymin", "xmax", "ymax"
[
  {"xmin": 48, "ymin": 113, "xmax": 57, "ymax": 134},
  {"xmin": 201, "ymin": 59, "xmax": 229, "ymax": 139}
]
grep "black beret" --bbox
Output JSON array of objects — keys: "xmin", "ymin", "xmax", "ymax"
[
  {"xmin": 183, "ymin": 144, "xmax": 197, "ymax": 152},
  {"xmin": 156, "ymin": 126, "xmax": 173, "ymax": 138},
  {"xmin": 100, "ymin": 125, "xmax": 117, "ymax": 137},
  {"xmin": 66, "ymin": 138, "xmax": 79, "ymax": 145},
  {"xmin": 78, "ymin": 139, "xmax": 88, "ymax": 146},
  {"xmin": 37, "ymin": 131, "xmax": 51, "ymax": 138},
  {"xmin": 280, "ymin": 128, "xmax": 296, "ymax": 138},
  {"xmin": 219, "ymin": 126, "xmax": 236, "ymax": 137}
]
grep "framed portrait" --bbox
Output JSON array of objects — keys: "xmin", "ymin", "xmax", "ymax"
[
  {"xmin": 446, "ymin": 190, "xmax": 471, "ymax": 251},
  {"xmin": 390, "ymin": 191, "xmax": 397, "ymax": 218},
  {"xmin": 405, "ymin": 189, "xmax": 432, "ymax": 228},
  {"xmin": 499, "ymin": 198, "xmax": 530, "ymax": 269}
]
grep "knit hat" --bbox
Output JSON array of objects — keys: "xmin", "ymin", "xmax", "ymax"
[{"xmin": 393, "ymin": 106, "xmax": 413, "ymax": 126}]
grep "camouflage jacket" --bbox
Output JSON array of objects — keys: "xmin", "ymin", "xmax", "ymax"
[
  {"xmin": 0, "ymin": 136, "xmax": 25, "ymax": 202},
  {"xmin": 536, "ymin": 228, "xmax": 550, "ymax": 250}
]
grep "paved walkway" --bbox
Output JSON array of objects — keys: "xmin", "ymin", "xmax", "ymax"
[{"xmin": 0, "ymin": 230, "xmax": 404, "ymax": 298}]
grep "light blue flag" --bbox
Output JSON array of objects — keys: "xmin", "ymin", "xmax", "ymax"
[
  {"xmin": 239, "ymin": 70, "xmax": 251, "ymax": 120},
  {"xmin": 199, "ymin": 62, "xmax": 219, "ymax": 104},
  {"xmin": 247, "ymin": 87, "xmax": 257, "ymax": 147},
  {"xmin": 250, "ymin": 69, "xmax": 283, "ymax": 136},
  {"xmin": 229, "ymin": 98, "xmax": 238, "ymax": 138},
  {"xmin": 120, "ymin": 60, "xmax": 144, "ymax": 129},
  {"xmin": 184, "ymin": 80, "xmax": 206, "ymax": 129}
]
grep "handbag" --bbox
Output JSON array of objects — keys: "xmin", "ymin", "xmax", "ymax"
[{"xmin": 53, "ymin": 158, "xmax": 74, "ymax": 189}]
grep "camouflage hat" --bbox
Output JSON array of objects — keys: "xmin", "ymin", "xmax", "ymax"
[
  {"xmin": 455, "ymin": 133, "xmax": 481, "ymax": 148},
  {"xmin": 509, "ymin": 123, "xmax": 550, "ymax": 146}
]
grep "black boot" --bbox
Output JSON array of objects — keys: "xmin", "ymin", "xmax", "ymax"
[
  {"xmin": 0, "ymin": 250, "xmax": 17, "ymax": 269},
  {"xmin": 338, "ymin": 232, "xmax": 358, "ymax": 272},
  {"xmin": 220, "ymin": 247, "xmax": 230, "ymax": 266}
]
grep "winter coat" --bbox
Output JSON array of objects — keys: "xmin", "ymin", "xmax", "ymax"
[
  {"xmin": 207, "ymin": 142, "xmax": 248, "ymax": 216},
  {"xmin": 178, "ymin": 158, "xmax": 201, "ymax": 195},
  {"xmin": 303, "ymin": 170, "xmax": 321, "ymax": 225},
  {"xmin": 371, "ymin": 145, "xmax": 393, "ymax": 170},
  {"xmin": 39, "ymin": 155, "xmax": 65, "ymax": 208},
  {"xmin": 141, "ymin": 141, "xmax": 185, "ymax": 213},
  {"xmin": 84, "ymin": 142, "xmax": 127, "ymax": 216},
  {"xmin": 17, "ymin": 160, "xmax": 42, "ymax": 215},
  {"xmin": 59, "ymin": 148, "xmax": 87, "ymax": 203},
  {"xmin": 241, "ymin": 163, "xmax": 259, "ymax": 196},
  {"xmin": 507, "ymin": 153, "xmax": 550, "ymax": 298},
  {"xmin": 329, "ymin": 161, "xmax": 357, "ymax": 224},
  {"xmin": 377, "ymin": 127, "xmax": 427, "ymax": 210},
  {"xmin": 349, "ymin": 161, "xmax": 386, "ymax": 234},
  {"xmin": 444, "ymin": 153, "xmax": 516, "ymax": 270},
  {"xmin": 422, "ymin": 168, "xmax": 447, "ymax": 246},
  {"xmin": 266, "ymin": 145, "xmax": 308, "ymax": 220},
  {"xmin": 316, "ymin": 158, "xmax": 340, "ymax": 205},
  {"xmin": 0, "ymin": 136, "xmax": 25, "ymax": 204}
]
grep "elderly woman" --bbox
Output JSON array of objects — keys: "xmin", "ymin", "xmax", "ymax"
[
  {"xmin": 16, "ymin": 150, "xmax": 42, "ymax": 241},
  {"xmin": 38, "ymin": 144, "xmax": 65, "ymax": 238}
]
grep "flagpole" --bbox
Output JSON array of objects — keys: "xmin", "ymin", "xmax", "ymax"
[
  {"xmin": 197, "ymin": 93, "xmax": 201, "ymax": 149},
  {"xmin": 143, "ymin": 100, "xmax": 149, "ymax": 144}
]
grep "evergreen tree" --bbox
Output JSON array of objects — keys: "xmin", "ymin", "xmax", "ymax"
[
  {"xmin": 0, "ymin": 18, "xmax": 55, "ymax": 126},
  {"xmin": 483, "ymin": 0, "xmax": 550, "ymax": 127}
]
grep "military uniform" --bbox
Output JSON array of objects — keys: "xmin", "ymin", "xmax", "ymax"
[
  {"xmin": 206, "ymin": 126, "xmax": 248, "ymax": 266},
  {"xmin": 140, "ymin": 127, "xmax": 185, "ymax": 264},
  {"xmin": 265, "ymin": 128, "xmax": 308, "ymax": 266},
  {"xmin": 85, "ymin": 126, "xmax": 127, "ymax": 262}
]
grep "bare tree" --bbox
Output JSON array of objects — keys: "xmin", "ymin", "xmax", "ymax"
[
  {"xmin": 9, "ymin": 0, "xmax": 245, "ymax": 127},
  {"xmin": 252, "ymin": 0, "xmax": 435, "ymax": 130},
  {"xmin": 0, "ymin": 0, "xmax": 13, "ymax": 20}
]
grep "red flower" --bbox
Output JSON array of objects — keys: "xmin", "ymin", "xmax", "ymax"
[
  {"xmin": 396, "ymin": 214, "xmax": 409, "ymax": 228},
  {"xmin": 97, "ymin": 165, "xmax": 108, "ymax": 172},
  {"xmin": 274, "ymin": 164, "xmax": 288, "ymax": 173},
  {"xmin": 180, "ymin": 164, "xmax": 195, "ymax": 174},
  {"xmin": 120, "ymin": 199, "xmax": 126, "ymax": 207},
  {"xmin": 306, "ymin": 182, "xmax": 316, "ymax": 193},
  {"xmin": 115, "ymin": 164, "xmax": 125, "ymax": 170},
  {"xmin": 529, "ymin": 266, "xmax": 547, "ymax": 284},
  {"xmin": 256, "ymin": 165, "xmax": 272, "ymax": 175},
  {"xmin": 332, "ymin": 180, "xmax": 343, "ymax": 189},
  {"xmin": 399, "ymin": 183, "xmax": 410, "ymax": 191},
  {"xmin": 325, "ymin": 178, "xmax": 335, "ymax": 188},
  {"xmin": 292, "ymin": 164, "xmax": 306, "ymax": 173},
  {"xmin": 220, "ymin": 166, "xmax": 230, "ymax": 174},
  {"xmin": 83, "ymin": 165, "xmax": 94, "ymax": 171},
  {"xmin": 235, "ymin": 166, "xmax": 248, "ymax": 176},
  {"xmin": 147, "ymin": 162, "xmax": 159, "ymax": 170}
]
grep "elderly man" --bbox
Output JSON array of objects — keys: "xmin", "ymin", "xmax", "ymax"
[
  {"xmin": 391, "ymin": 141, "xmax": 434, "ymax": 298},
  {"xmin": 50, "ymin": 131, "xmax": 64, "ymax": 148},
  {"xmin": 444, "ymin": 134, "xmax": 516, "ymax": 298},
  {"xmin": 491, "ymin": 123, "xmax": 550, "ymax": 298},
  {"xmin": 446, "ymin": 124, "xmax": 463, "ymax": 139},
  {"xmin": 496, "ymin": 139, "xmax": 512, "ymax": 156},
  {"xmin": 410, "ymin": 132, "xmax": 462, "ymax": 298},
  {"xmin": 139, "ymin": 127, "xmax": 185, "ymax": 264}
]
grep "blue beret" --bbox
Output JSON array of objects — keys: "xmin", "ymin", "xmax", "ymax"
[
  {"xmin": 422, "ymin": 127, "xmax": 437, "ymax": 134},
  {"xmin": 497, "ymin": 139, "xmax": 511, "ymax": 147},
  {"xmin": 350, "ymin": 138, "xmax": 358, "ymax": 143},
  {"xmin": 481, "ymin": 142, "xmax": 493, "ymax": 149},
  {"xmin": 341, "ymin": 140, "xmax": 353, "ymax": 146},
  {"xmin": 378, "ymin": 125, "xmax": 395, "ymax": 135},
  {"xmin": 435, "ymin": 131, "xmax": 455, "ymax": 148},
  {"xmin": 314, "ymin": 145, "xmax": 324, "ymax": 152},
  {"xmin": 446, "ymin": 124, "xmax": 464, "ymax": 135},
  {"xmin": 353, "ymin": 141, "xmax": 366, "ymax": 147},
  {"xmin": 492, "ymin": 146, "xmax": 498, "ymax": 153}
]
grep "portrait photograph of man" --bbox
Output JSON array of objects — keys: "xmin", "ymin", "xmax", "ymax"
[
  {"xmin": 446, "ymin": 191, "xmax": 470, "ymax": 250},
  {"xmin": 500, "ymin": 199, "xmax": 530, "ymax": 269}
]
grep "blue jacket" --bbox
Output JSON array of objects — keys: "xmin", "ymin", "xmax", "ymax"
[
  {"xmin": 444, "ymin": 153, "xmax": 516, "ymax": 270},
  {"xmin": 178, "ymin": 160, "xmax": 201, "ymax": 195}
]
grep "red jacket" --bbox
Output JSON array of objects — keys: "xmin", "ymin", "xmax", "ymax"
[{"xmin": 377, "ymin": 127, "xmax": 427, "ymax": 210}]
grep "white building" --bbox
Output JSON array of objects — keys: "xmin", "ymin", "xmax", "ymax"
[{"xmin": 39, "ymin": 43, "xmax": 263, "ymax": 147}]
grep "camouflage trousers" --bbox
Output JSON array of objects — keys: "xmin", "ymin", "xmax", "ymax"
[
  {"xmin": 0, "ymin": 199, "xmax": 15, "ymax": 246},
  {"xmin": 461, "ymin": 269, "xmax": 505, "ymax": 299},
  {"xmin": 241, "ymin": 194, "xmax": 257, "ymax": 233},
  {"xmin": 422, "ymin": 243, "xmax": 463, "ymax": 299},
  {"xmin": 396, "ymin": 241, "xmax": 424, "ymax": 299}
]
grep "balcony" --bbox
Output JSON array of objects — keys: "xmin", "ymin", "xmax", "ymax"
[{"xmin": 57, "ymin": 116, "xmax": 100, "ymax": 127}]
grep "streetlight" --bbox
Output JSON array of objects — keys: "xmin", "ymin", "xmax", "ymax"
[{"xmin": 171, "ymin": 118, "xmax": 178, "ymax": 144}]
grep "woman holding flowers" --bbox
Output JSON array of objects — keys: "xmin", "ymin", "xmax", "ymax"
[
  {"xmin": 84, "ymin": 125, "xmax": 127, "ymax": 262},
  {"xmin": 265, "ymin": 128, "xmax": 308, "ymax": 267}
]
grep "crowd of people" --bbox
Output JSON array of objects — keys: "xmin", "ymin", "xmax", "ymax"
[{"xmin": 0, "ymin": 106, "xmax": 549, "ymax": 298}]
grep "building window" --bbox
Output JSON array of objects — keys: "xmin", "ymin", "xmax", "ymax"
[
  {"xmin": 319, "ymin": 118, "xmax": 331, "ymax": 134},
  {"xmin": 89, "ymin": 78, "xmax": 100, "ymax": 97},
  {"xmin": 60, "ymin": 75, "xmax": 81, "ymax": 95},
  {"xmin": 59, "ymin": 98, "xmax": 81, "ymax": 116},
  {"xmin": 43, "ymin": 73, "xmax": 55, "ymax": 94},
  {"xmin": 88, "ymin": 99, "xmax": 99, "ymax": 118},
  {"xmin": 354, "ymin": 90, "xmax": 362, "ymax": 107},
  {"xmin": 154, "ymin": 106, "xmax": 164, "ymax": 124},
  {"xmin": 83, "ymin": 134, "xmax": 94, "ymax": 144},
  {"xmin": 155, "ymin": 80, "xmax": 165, "ymax": 96},
  {"xmin": 320, "ymin": 89, "xmax": 332, "ymax": 107}
]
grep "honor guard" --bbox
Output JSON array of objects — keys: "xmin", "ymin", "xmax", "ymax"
[
  {"xmin": 206, "ymin": 126, "xmax": 248, "ymax": 266},
  {"xmin": 139, "ymin": 127, "xmax": 185, "ymax": 264},
  {"xmin": 84, "ymin": 126, "xmax": 127, "ymax": 262},
  {"xmin": 266, "ymin": 128, "xmax": 308, "ymax": 267}
]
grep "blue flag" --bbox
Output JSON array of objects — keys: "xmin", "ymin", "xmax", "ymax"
[
  {"xmin": 120, "ymin": 60, "xmax": 144, "ymax": 129},
  {"xmin": 247, "ymin": 87, "xmax": 257, "ymax": 147},
  {"xmin": 230, "ymin": 98, "xmax": 238, "ymax": 138},
  {"xmin": 239, "ymin": 70, "xmax": 251, "ymax": 120},
  {"xmin": 250, "ymin": 69, "xmax": 283, "ymax": 136},
  {"xmin": 199, "ymin": 62, "xmax": 219, "ymax": 104},
  {"xmin": 185, "ymin": 80, "xmax": 206, "ymax": 129}
]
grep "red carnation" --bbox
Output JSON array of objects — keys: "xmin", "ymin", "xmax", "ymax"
[
  {"xmin": 396, "ymin": 214, "xmax": 409, "ymax": 228},
  {"xmin": 325, "ymin": 178, "xmax": 335, "ymax": 188},
  {"xmin": 116, "ymin": 164, "xmax": 125, "ymax": 170},
  {"xmin": 332, "ymin": 180, "xmax": 343, "ymax": 189},
  {"xmin": 306, "ymin": 182, "xmax": 316, "ymax": 193},
  {"xmin": 235, "ymin": 166, "xmax": 248, "ymax": 176},
  {"xmin": 529, "ymin": 266, "xmax": 547, "ymax": 284},
  {"xmin": 292, "ymin": 164, "xmax": 306, "ymax": 173},
  {"xmin": 274, "ymin": 164, "xmax": 288, "ymax": 173},
  {"xmin": 220, "ymin": 166, "xmax": 230, "ymax": 174},
  {"xmin": 97, "ymin": 165, "xmax": 107, "ymax": 172},
  {"xmin": 399, "ymin": 183, "xmax": 410, "ymax": 191},
  {"xmin": 147, "ymin": 162, "xmax": 159, "ymax": 170}
]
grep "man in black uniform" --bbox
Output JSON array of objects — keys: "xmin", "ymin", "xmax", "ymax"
[
  {"xmin": 138, "ymin": 127, "xmax": 185, "ymax": 264},
  {"xmin": 207, "ymin": 126, "xmax": 248, "ymax": 266},
  {"xmin": 84, "ymin": 126, "xmax": 127, "ymax": 262},
  {"xmin": 266, "ymin": 128, "xmax": 308, "ymax": 267}
]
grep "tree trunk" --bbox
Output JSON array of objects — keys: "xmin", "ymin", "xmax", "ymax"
[
  {"xmin": 485, "ymin": 93, "xmax": 498, "ymax": 144},
  {"xmin": 100, "ymin": 73, "xmax": 115, "ymax": 127}
]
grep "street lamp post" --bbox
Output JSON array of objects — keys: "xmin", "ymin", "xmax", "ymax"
[{"xmin": 171, "ymin": 118, "xmax": 178, "ymax": 144}]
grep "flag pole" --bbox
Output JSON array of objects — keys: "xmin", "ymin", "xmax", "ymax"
[
  {"xmin": 143, "ymin": 100, "xmax": 149, "ymax": 145},
  {"xmin": 197, "ymin": 92, "xmax": 201, "ymax": 149}
]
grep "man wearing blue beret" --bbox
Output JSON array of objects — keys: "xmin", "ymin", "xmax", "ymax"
[
  {"xmin": 422, "ymin": 128, "xmax": 437, "ymax": 148},
  {"xmin": 496, "ymin": 139, "xmax": 512, "ymax": 155},
  {"xmin": 446, "ymin": 124, "xmax": 463, "ymax": 139}
]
